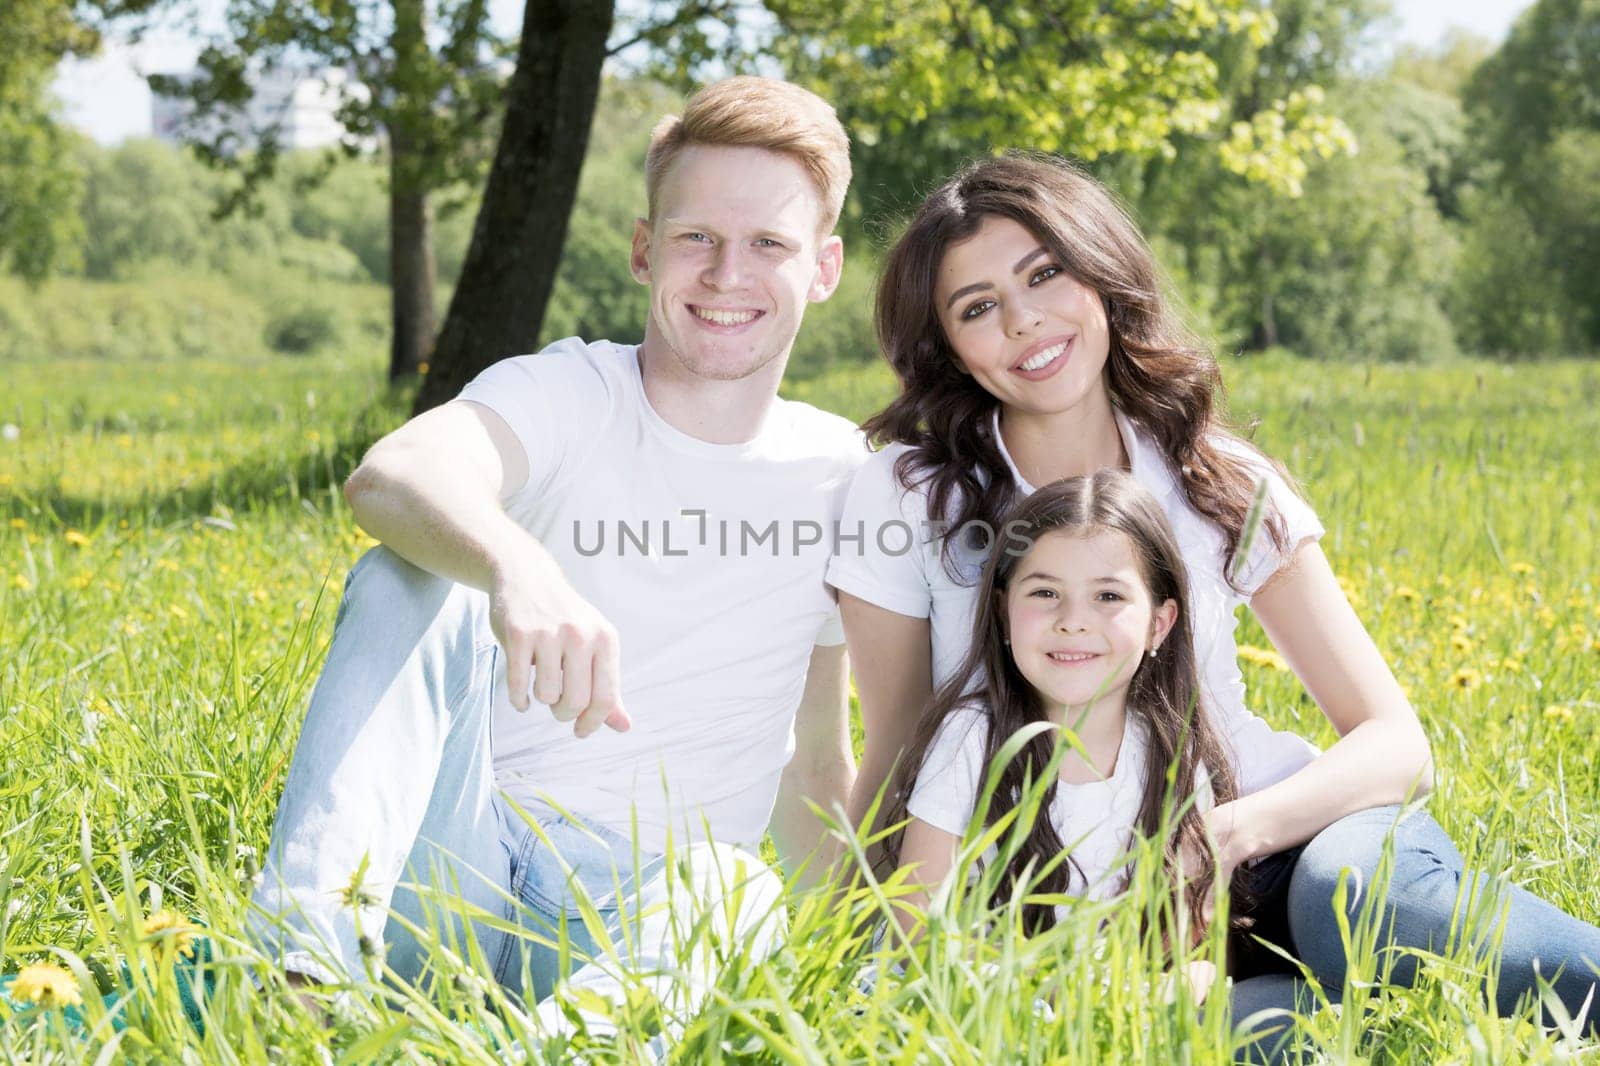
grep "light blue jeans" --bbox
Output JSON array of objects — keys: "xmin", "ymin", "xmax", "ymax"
[
  {"xmin": 1232, "ymin": 805, "xmax": 1600, "ymax": 1062},
  {"xmin": 247, "ymin": 547, "xmax": 785, "ymax": 1037}
]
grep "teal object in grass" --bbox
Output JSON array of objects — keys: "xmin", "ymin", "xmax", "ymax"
[{"xmin": 1, "ymin": 933, "xmax": 217, "ymax": 1037}]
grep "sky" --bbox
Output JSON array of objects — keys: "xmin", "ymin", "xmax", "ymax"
[{"xmin": 53, "ymin": 0, "xmax": 1536, "ymax": 146}]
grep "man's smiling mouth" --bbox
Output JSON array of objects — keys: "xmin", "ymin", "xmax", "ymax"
[{"xmin": 691, "ymin": 306, "xmax": 762, "ymax": 327}]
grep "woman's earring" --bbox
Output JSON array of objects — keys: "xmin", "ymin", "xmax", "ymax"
[{"xmin": 1148, "ymin": 645, "xmax": 1159, "ymax": 658}]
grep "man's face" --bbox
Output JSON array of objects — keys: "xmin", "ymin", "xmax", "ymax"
[{"xmin": 632, "ymin": 144, "xmax": 843, "ymax": 383}]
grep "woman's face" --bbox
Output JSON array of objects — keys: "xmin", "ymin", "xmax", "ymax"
[{"xmin": 934, "ymin": 215, "xmax": 1112, "ymax": 420}]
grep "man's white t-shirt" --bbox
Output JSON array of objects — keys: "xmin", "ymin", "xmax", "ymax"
[
  {"xmin": 458, "ymin": 338, "xmax": 866, "ymax": 852},
  {"xmin": 826, "ymin": 408, "xmax": 1322, "ymax": 797}
]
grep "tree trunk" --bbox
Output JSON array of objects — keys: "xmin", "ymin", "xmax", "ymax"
[
  {"xmin": 389, "ymin": 127, "xmax": 437, "ymax": 381},
  {"xmin": 1252, "ymin": 244, "xmax": 1278, "ymax": 350},
  {"xmin": 387, "ymin": 0, "xmax": 436, "ymax": 382},
  {"xmin": 413, "ymin": 0, "xmax": 616, "ymax": 413}
]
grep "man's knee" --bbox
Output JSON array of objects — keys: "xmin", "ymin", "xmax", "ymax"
[
  {"xmin": 677, "ymin": 842, "xmax": 787, "ymax": 947},
  {"xmin": 338, "ymin": 546, "xmax": 485, "ymax": 645}
]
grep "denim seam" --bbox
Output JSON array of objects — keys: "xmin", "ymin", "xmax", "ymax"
[
  {"xmin": 518, "ymin": 829, "xmax": 626, "ymax": 920},
  {"xmin": 442, "ymin": 640, "xmax": 495, "ymax": 728},
  {"xmin": 524, "ymin": 870, "xmax": 624, "ymax": 920}
]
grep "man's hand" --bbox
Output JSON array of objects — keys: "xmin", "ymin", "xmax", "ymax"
[{"xmin": 490, "ymin": 559, "xmax": 631, "ymax": 738}]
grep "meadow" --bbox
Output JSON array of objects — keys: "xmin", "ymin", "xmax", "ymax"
[{"xmin": 2, "ymin": 349, "xmax": 1598, "ymax": 1063}]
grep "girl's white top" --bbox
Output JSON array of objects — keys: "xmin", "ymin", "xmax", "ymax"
[
  {"xmin": 826, "ymin": 408, "xmax": 1323, "ymax": 797},
  {"xmin": 907, "ymin": 707, "xmax": 1196, "ymax": 900}
]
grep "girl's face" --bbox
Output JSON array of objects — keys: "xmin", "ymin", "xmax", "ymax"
[
  {"xmin": 1003, "ymin": 528, "xmax": 1176, "ymax": 719},
  {"xmin": 934, "ymin": 214, "xmax": 1113, "ymax": 420}
]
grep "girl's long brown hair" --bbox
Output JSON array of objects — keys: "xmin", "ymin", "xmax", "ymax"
[
  {"xmin": 865, "ymin": 152, "xmax": 1287, "ymax": 582},
  {"xmin": 880, "ymin": 471, "xmax": 1243, "ymax": 937}
]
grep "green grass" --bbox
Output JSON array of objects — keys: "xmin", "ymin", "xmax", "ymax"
[{"xmin": 2, "ymin": 350, "xmax": 1598, "ymax": 1062}]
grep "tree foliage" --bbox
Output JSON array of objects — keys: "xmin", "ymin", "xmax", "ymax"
[
  {"xmin": 0, "ymin": 0, "xmax": 98, "ymax": 279},
  {"xmin": 147, "ymin": 0, "xmax": 508, "ymax": 379},
  {"xmin": 760, "ymin": 0, "xmax": 1355, "ymax": 227},
  {"xmin": 1453, "ymin": 0, "xmax": 1600, "ymax": 352}
]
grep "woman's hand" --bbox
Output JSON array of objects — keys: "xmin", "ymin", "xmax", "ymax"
[
  {"xmin": 1157, "ymin": 958, "xmax": 1220, "ymax": 1005},
  {"xmin": 1182, "ymin": 959, "xmax": 1218, "ymax": 1005},
  {"xmin": 1202, "ymin": 799, "xmax": 1250, "ymax": 882}
]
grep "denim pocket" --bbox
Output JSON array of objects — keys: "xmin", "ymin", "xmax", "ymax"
[{"xmin": 513, "ymin": 817, "xmax": 645, "ymax": 920}]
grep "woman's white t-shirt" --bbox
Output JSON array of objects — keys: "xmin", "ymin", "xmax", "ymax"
[{"xmin": 826, "ymin": 409, "xmax": 1322, "ymax": 797}]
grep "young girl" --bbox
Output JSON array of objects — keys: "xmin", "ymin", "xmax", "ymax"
[
  {"xmin": 828, "ymin": 152, "xmax": 1600, "ymax": 1046},
  {"xmin": 884, "ymin": 470, "xmax": 1236, "ymax": 952}
]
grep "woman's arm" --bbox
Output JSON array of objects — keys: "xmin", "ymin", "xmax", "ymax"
[
  {"xmin": 1208, "ymin": 540, "xmax": 1433, "ymax": 869},
  {"xmin": 840, "ymin": 593, "xmax": 934, "ymax": 833}
]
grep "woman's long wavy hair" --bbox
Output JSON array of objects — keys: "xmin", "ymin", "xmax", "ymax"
[
  {"xmin": 880, "ymin": 471, "xmax": 1243, "ymax": 937},
  {"xmin": 864, "ymin": 152, "xmax": 1286, "ymax": 582}
]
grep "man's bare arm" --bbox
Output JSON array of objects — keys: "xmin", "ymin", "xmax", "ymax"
[
  {"xmin": 344, "ymin": 400, "xmax": 628, "ymax": 735},
  {"xmin": 770, "ymin": 642, "xmax": 855, "ymax": 890}
]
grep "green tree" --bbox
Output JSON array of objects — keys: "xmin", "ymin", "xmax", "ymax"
[
  {"xmin": 1466, "ymin": 0, "xmax": 1599, "ymax": 173},
  {"xmin": 1457, "ymin": 0, "xmax": 1600, "ymax": 351},
  {"xmin": 1389, "ymin": 29, "xmax": 1493, "ymax": 97},
  {"xmin": 150, "ymin": 0, "xmax": 507, "ymax": 381},
  {"xmin": 760, "ymin": 0, "xmax": 1355, "ymax": 232},
  {"xmin": 0, "ymin": 0, "xmax": 97, "ymax": 279}
]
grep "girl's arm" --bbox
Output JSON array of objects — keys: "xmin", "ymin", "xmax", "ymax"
[
  {"xmin": 1208, "ymin": 541, "xmax": 1433, "ymax": 869},
  {"xmin": 840, "ymin": 593, "xmax": 934, "ymax": 832},
  {"xmin": 893, "ymin": 816, "xmax": 962, "ymax": 939}
]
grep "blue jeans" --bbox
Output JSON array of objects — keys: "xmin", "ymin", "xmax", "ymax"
[
  {"xmin": 247, "ymin": 548, "xmax": 785, "ymax": 1037},
  {"xmin": 1232, "ymin": 805, "xmax": 1600, "ymax": 1061}
]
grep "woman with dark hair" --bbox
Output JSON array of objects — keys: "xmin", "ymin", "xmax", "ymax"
[{"xmin": 826, "ymin": 152, "xmax": 1599, "ymax": 1053}]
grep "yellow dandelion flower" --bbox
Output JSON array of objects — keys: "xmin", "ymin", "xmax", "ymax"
[
  {"xmin": 10, "ymin": 573, "xmax": 31, "ymax": 591},
  {"xmin": 155, "ymin": 558, "xmax": 181, "ymax": 572},
  {"xmin": 1511, "ymin": 562, "xmax": 1534, "ymax": 576},
  {"xmin": 418, "ymin": 361, "xmax": 430, "ymax": 375},
  {"xmin": 121, "ymin": 620, "xmax": 138, "ymax": 636},
  {"xmin": 0, "ymin": 473, "xmax": 11, "ymax": 487},
  {"xmin": 1537, "ymin": 607, "xmax": 1558, "ymax": 627},
  {"xmin": 141, "ymin": 911, "xmax": 201, "ymax": 960},
  {"xmin": 9, "ymin": 962, "xmax": 82, "ymax": 1008},
  {"xmin": 8, "ymin": 518, "xmax": 25, "ymax": 531},
  {"xmin": 169, "ymin": 604, "xmax": 189, "ymax": 620},
  {"xmin": 1447, "ymin": 668, "xmax": 1482, "ymax": 691},
  {"xmin": 1392, "ymin": 586, "xmax": 1420, "ymax": 603},
  {"xmin": 1543, "ymin": 704, "xmax": 1573, "ymax": 723},
  {"xmin": 1237, "ymin": 644, "xmax": 1290, "ymax": 672},
  {"xmin": 1450, "ymin": 632, "xmax": 1473, "ymax": 653},
  {"xmin": 1499, "ymin": 656, "xmax": 1523, "ymax": 674},
  {"xmin": 69, "ymin": 573, "xmax": 93, "ymax": 590},
  {"xmin": 1449, "ymin": 615, "xmax": 1470, "ymax": 631}
]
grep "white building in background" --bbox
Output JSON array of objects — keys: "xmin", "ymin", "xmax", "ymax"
[{"xmin": 151, "ymin": 65, "xmax": 372, "ymax": 152}]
